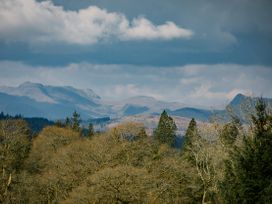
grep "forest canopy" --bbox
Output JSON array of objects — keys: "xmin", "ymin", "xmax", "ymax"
[{"xmin": 0, "ymin": 100, "xmax": 271, "ymax": 203}]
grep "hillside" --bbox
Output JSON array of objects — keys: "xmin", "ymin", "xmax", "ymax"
[{"xmin": 0, "ymin": 112, "xmax": 54, "ymax": 135}]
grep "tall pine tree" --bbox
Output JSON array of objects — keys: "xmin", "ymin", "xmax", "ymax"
[
  {"xmin": 182, "ymin": 118, "xmax": 200, "ymax": 161},
  {"xmin": 154, "ymin": 110, "xmax": 177, "ymax": 146},
  {"xmin": 71, "ymin": 111, "xmax": 81, "ymax": 132},
  {"xmin": 87, "ymin": 123, "xmax": 95, "ymax": 137},
  {"xmin": 221, "ymin": 98, "xmax": 272, "ymax": 203},
  {"xmin": 219, "ymin": 119, "xmax": 240, "ymax": 147}
]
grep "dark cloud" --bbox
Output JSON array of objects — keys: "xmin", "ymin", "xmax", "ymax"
[{"xmin": 0, "ymin": 0, "xmax": 272, "ymax": 66}]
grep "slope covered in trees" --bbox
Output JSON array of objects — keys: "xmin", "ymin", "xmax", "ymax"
[
  {"xmin": 0, "ymin": 103, "xmax": 271, "ymax": 203},
  {"xmin": 0, "ymin": 112, "xmax": 54, "ymax": 135}
]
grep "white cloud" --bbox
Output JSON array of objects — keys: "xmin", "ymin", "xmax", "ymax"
[
  {"xmin": 103, "ymin": 84, "xmax": 164, "ymax": 100},
  {"xmin": 180, "ymin": 77, "xmax": 201, "ymax": 85},
  {"xmin": 226, "ymin": 89, "xmax": 252, "ymax": 100},
  {"xmin": 121, "ymin": 18, "xmax": 192, "ymax": 40},
  {"xmin": 0, "ymin": 0, "xmax": 193, "ymax": 44}
]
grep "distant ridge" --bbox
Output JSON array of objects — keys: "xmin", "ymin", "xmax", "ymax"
[
  {"xmin": 168, "ymin": 94, "xmax": 272, "ymax": 122},
  {"xmin": 0, "ymin": 82, "xmax": 108, "ymax": 119},
  {"xmin": 0, "ymin": 82, "xmax": 184, "ymax": 119},
  {"xmin": 0, "ymin": 81, "xmax": 100, "ymax": 105},
  {"xmin": 168, "ymin": 107, "xmax": 213, "ymax": 122},
  {"xmin": 0, "ymin": 82, "xmax": 271, "ymax": 122},
  {"xmin": 229, "ymin": 93, "xmax": 247, "ymax": 106}
]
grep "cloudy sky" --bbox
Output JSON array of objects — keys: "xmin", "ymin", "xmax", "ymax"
[{"xmin": 0, "ymin": 0, "xmax": 272, "ymax": 108}]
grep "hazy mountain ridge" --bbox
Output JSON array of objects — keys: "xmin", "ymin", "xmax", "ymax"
[
  {"xmin": 168, "ymin": 107, "xmax": 214, "ymax": 122},
  {"xmin": 109, "ymin": 95, "xmax": 186, "ymax": 116},
  {"xmin": 0, "ymin": 82, "xmax": 101, "ymax": 105},
  {"xmin": 0, "ymin": 82, "xmax": 186, "ymax": 119},
  {"xmin": 0, "ymin": 82, "xmax": 271, "ymax": 122},
  {"xmin": 223, "ymin": 93, "xmax": 272, "ymax": 122},
  {"xmin": 0, "ymin": 83, "xmax": 109, "ymax": 119}
]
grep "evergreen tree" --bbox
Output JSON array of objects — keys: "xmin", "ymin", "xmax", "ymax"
[
  {"xmin": 154, "ymin": 110, "xmax": 177, "ymax": 146},
  {"xmin": 65, "ymin": 117, "xmax": 71, "ymax": 127},
  {"xmin": 71, "ymin": 111, "xmax": 81, "ymax": 132},
  {"xmin": 183, "ymin": 118, "xmax": 198, "ymax": 148},
  {"xmin": 221, "ymin": 98, "xmax": 272, "ymax": 203},
  {"xmin": 219, "ymin": 119, "xmax": 240, "ymax": 147},
  {"xmin": 87, "ymin": 123, "xmax": 95, "ymax": 137},
  {"xmin": 182, "ymin": 118, "xmax": 200, "ymax": 161}
]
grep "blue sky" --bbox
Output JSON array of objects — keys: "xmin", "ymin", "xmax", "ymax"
[{"xmin": 0, "ymin": 0, "xmax": 272, "ymax": 107}]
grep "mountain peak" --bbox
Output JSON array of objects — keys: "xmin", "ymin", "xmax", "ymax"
[
  {"xmin": 0, "ymin": 82, "xmax": 102, "ymax": 106},
  {"xmin": 230, "ymin": 93, "xmax": 247, "ymax": 106},
  {"xmin": 84, "ymin": 88, "xmax": 101, "ymax": 100},
  {"xmin": 19, "ymin": 81, "xmax": 44, "ymax": 88}
]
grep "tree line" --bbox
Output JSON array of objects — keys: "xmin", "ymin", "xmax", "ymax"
[{"xmin": 0, "ymin": 99, "xmax": 271, "ymax": 203}]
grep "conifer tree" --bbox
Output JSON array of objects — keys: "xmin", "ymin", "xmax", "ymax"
[
  {"xmin": 154, "ymin": 110, "xmax": 177, "ymax": 146},
  {"xmin": 65, "ymin": 117, "xmax": 71, "ymax": 127},
  {"xmin": 219, "ymin": 120, "xmax": 239, "ymax": 147},
  {"xmin": 183, "ymin": 118, "xmax": 198, "ymax": 148},
  {"xmin": 182, "ymin": 118, "xmax": 200, "ymax": 161},
  {"xmin": 221, "ymin": 98, "xmax": 272, "ymax": 203},
  {"xmin": 71, "ymin": 111, "xmax": 81, "ymax": 132},
  {"xmin": 87, "ymin": 123, "xmax": 95, "ymax": 137}
]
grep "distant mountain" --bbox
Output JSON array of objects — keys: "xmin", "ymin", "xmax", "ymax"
[
  {"xmin": 122, "ymin": 104, "xmax": 149, "ymax": 116},
  {"xmin": 0, "ymin": 83, "xmax": 185, "ymax": 119},
  {"xmin": 0, "ymin": 82, "xmax": 109, "ymax": 119},
  {"xmin": 0, "ymin": 92, "xmax": 90, "ymax": 119},
  {"xmin": 110, "ymin": 96, "xmax": 186, "ymax": 116},
  {"xmin": 168, "ymin": 94, "xmax": 272, "ymax": 122},
  {"xmin": 229, "ymin": 93, "xmax": 247, "ymax": 106},
  {"xmin": 0, "ymin": 82, "xmax": 271, "ymax": 122},
  {"xmin": 0, "ymin": 82, "xmax": 101, "ymax": 105},
  {"xmin": 222, "ymin": 94, "xmax": 272, "ymax": 123},
  {"xmin": 168, "ymin": 107, "xmax": 214, "ymax": 122}
]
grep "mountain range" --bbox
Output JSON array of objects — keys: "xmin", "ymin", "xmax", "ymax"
[
  {"xmin": 0, "ymin": 82, "xmax": 271, "ymax": 122},
  {"xmin": 0, "ymin": 82, "xmax": 185, "ymax": 119}
]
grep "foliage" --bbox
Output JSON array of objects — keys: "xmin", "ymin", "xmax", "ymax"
[
  {"xmin": 87, "ymin": 123, "xmax": 94, "ymax": 137},
  {"xmin": 0, "ymin": 119, "xmax": 30, "ymax": 203},
  {"xmin": 0, "ymin": 102, "xmax": 270, "ymax": 204},
  {"xmin": 5, "ymin": 121, "xmax": 205, "ymax": 203},
  {"xmin": 25, "ymin": 126, "xmax": 80, "ymax": 173},
  {"xmin": 0, "ymin": 111, "xmax": 54, "ymax": 136},
  {"xmin": 221, "ymin": 98, "xmax": 272, "ymax": 203},
  {"xmin": 71, "ymin": 111, "xmax": 81, "ymax": 132},
  {"xmin": 154, "ymin": 110, "xmax": 177, "ymax": 146},
  {"xmin": 111, "ymin": 122, "xmax": 148, "ymax": 141},
  {"xmin": 182, "ymin": 118, "xmax": 200, "ymax": 161},
  {"xmin": 64, "ymin": 166, "xmax": 153, "ymax": 204},
  {"xmin": 184, "ymin": 123, "xmax": 230, "ymax": 203},
  {"xmin": 219, "ymin": 119, "xmax": 240, "ymax": 147}
]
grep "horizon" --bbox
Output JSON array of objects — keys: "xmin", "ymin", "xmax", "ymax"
[{"xmin": 0, "ymin": 80, "xmax": 259, "ymax": 110}]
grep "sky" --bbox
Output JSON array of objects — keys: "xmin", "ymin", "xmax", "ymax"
[{"xmin": 0, "ymin": 0, "xmax": 272, "ymax": 108}]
